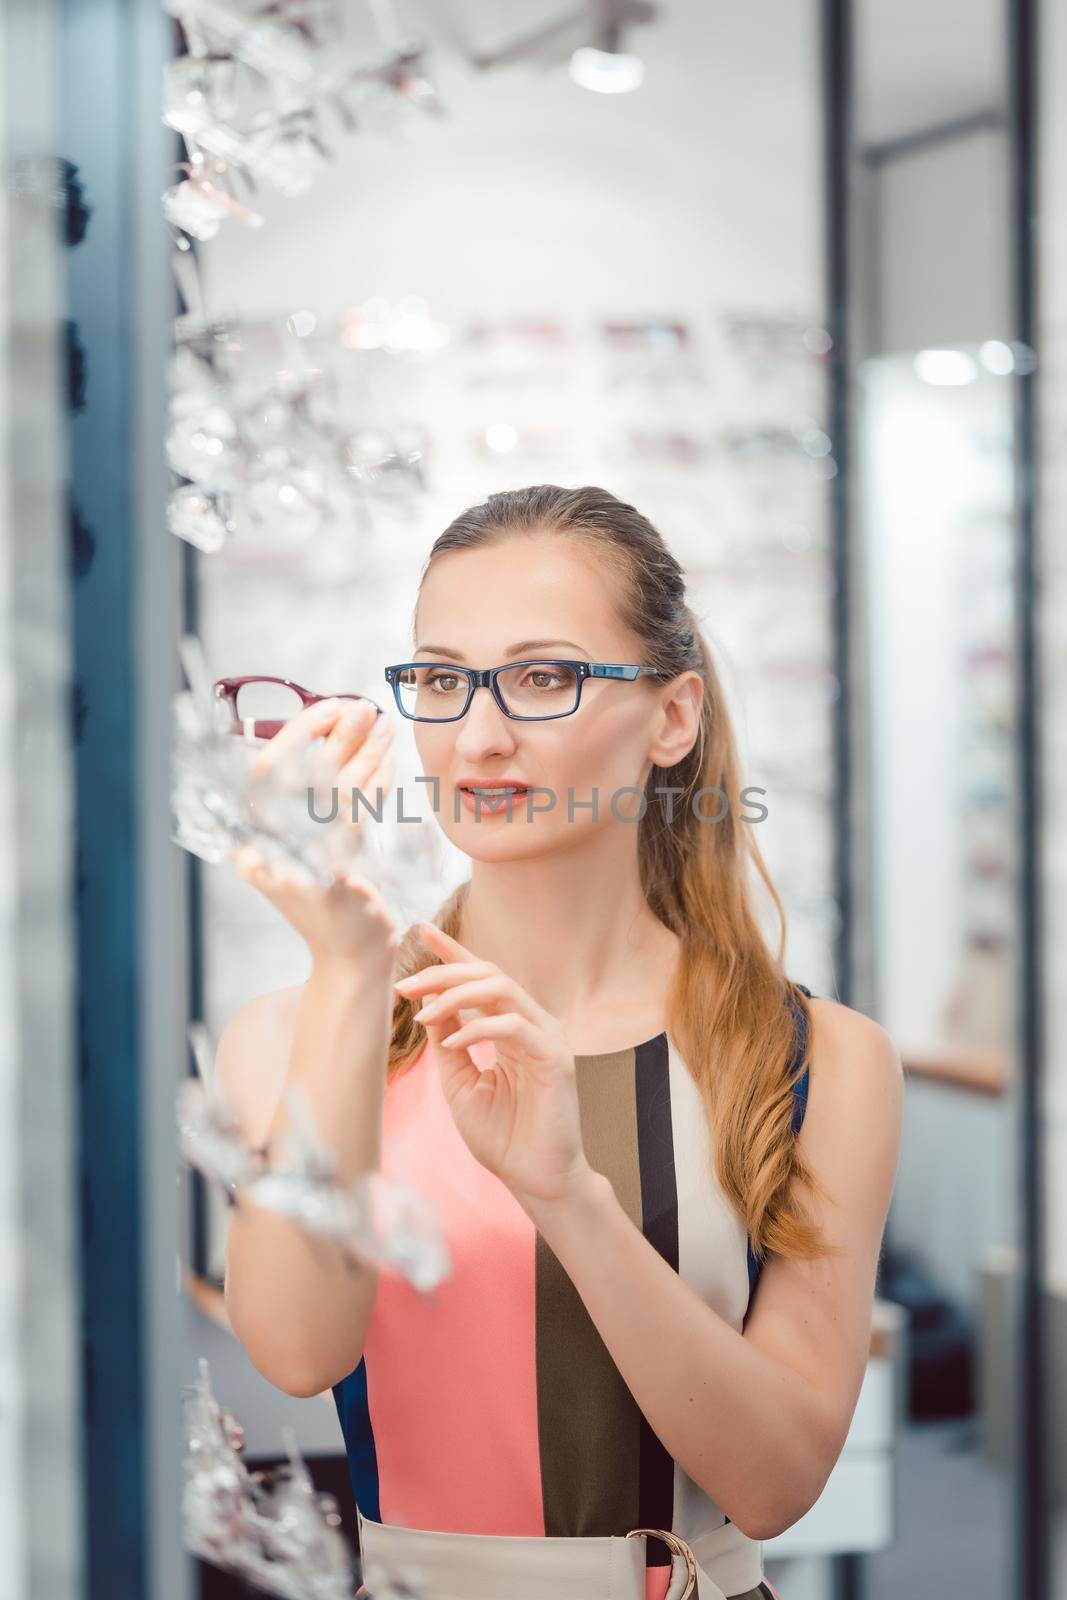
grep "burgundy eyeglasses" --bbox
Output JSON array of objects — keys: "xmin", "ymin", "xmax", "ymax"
[{"xmin": 213, "ymin": 675, "xmax": 384, "ymax": 741}]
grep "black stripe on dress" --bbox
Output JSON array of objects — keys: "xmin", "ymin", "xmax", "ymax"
[{"xmin": 634, "ymin": 1032, "xmax": 679, "ymax": 1557}]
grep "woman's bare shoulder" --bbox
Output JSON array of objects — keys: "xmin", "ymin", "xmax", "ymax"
[
  {"xmin": 799, "ymin": 993, "xmax": 904, "ymax": 1177},
  {"xmin": 803, "ymin": 992, "xmax": 900, "ymax": 1075},
  {"xmin": 214, "ymin": 982, "xmax": 308, "ymax": 1147}
]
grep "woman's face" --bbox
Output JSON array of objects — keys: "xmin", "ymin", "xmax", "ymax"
[{"xmin": 409, "ymin": 534, "xmax": 700, "ymax": 863}]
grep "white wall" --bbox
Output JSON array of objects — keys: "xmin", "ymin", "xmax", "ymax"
[
  {"xmin": 203, "ymin": 0, "xmax": 826, "ymax": 323},
  {"xmin": 877, "ymin": 128, "xmax": 1011, "ymax": 353}
]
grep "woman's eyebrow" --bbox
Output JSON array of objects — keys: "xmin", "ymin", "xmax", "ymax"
[{"xmin": 412, "ymin": 638, "xmax": 589, "ymax": 660}]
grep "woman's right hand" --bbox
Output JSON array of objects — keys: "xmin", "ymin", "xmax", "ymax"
[{"xmin": 227, "ymin": 696, "xmax": 401, "ymax": 973}]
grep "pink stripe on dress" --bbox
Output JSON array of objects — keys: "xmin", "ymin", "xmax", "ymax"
[
  {"xmin": 645, "ymin": 1564, "xmax": 673, "ymax": 1600},
  {"xmin": 361, "ymin": 1038, "xmax": 547, "ymax": 1534}
]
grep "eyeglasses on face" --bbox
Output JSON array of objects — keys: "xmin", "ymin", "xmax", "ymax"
[
  {"xmin": 383, "ymin": 659, "xmax": 666, "ymax": 723},
  {"xmin": 213, "ymin": 676, "xmax": 383, "ymax": 740}
]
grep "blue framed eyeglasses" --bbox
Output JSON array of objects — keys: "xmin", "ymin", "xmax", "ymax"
[{"xmin": 383, "ymin": 659, "xmax": 666, "ymax": 722}]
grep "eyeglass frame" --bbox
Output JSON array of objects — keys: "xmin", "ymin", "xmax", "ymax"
[
  {"xmin": 213, "ymin": 675, "xmax": 384, "ymax": 740},
  {"xmin": 383, "ymin": 659, "xmax": 668, "ymax": 723}
]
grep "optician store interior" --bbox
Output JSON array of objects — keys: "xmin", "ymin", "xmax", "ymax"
[{"xmin": 1, "ymin": 1, "xmax": 1065, "ymax": 1597}]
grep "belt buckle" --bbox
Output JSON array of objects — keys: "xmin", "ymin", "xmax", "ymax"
[{"xmin": 626, "ymin": 1526, "xmax": 698, "ymax": 1599}]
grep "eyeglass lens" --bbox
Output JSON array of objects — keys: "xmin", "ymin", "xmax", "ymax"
[
  {"xmin": 229, "ymin": 681, "xmax": 367, "ymax": 738},
  {"xmin": 396, "ymin": 663, "xmax": 581, "ymax": 720},
  {"xmin": 228, "ymin": 680, "xmax": 302, "ymax": 737}
]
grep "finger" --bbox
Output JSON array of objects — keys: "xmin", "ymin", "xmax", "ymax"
[
  {"xmin": 336, "ymin": 711, "xmax": 395, "ymax": 782},
  {"xmin": 232, "ymin": 852, "xmax": 278, "ymax": 898},
  {"xmin": 249, "ymin": 851, "xmax": 288, "ymax": 890},
  {"xmin": 413, "ymin": 975, "xmax": 543, "ymax": 1028},
  {"xmin": 230, "ymin": 843, "xmax": 305, "ymax": 900},
  {"xmin": 343, "ymin": 872, "xmax": 395, "ymax": 929},
  {"xmin": 417, "ymin": 920, "xmax": 476, "ymax": 961},
  {"xmin": 306, "ymin": 700, "xmax": 385, "ymax": 796},
  {"xmin": 422, "ymin": 1015, "xmax": 486, "ymax": 1100},
  {"xmin": 354, "ymin": 752, "xmax": 399, "ymax": 826},
  {"xmin": 405, "ymin": 962, "xmax": 560, "ymax": 1037},
  {"xmin": 253, "ymin": 697, "xmax": 356, "ymax": 774},
  {"xmin": 229, "ymin": 841, "xmax": 266, "ymax": 879},
  {"xmin": 394, "ymin": 959, "xmax": 494, "ymax": 1000},
  {"xmin": 336, "ymin": 737, "xmax": 398, "ymax": 826},
  {"xmin": 252, "ymin": 697, "xmax": 376, "ymax": 781},
  {"xmin": 410, "ymin": 925, "xmax": 559, "ymax": 1027},
  {"xmin": 317, "ymin": 699, "xmax": 387, "ymax": 770},
  {"xmin": 412, "ymin": 974, "xmax": 507, "ymax": 1020},
  {"xmin": 376, "ymin": 750, "xmax": 398, "ymax": 797},
  {"xmin": 438, "ymin": 1011, "xmax": 543, "ymax": 1054}
]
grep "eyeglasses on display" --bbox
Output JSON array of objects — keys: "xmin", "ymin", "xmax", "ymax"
[{"xmin": 213, "ymin": 676, "xmax": 383, "ymax": 740}]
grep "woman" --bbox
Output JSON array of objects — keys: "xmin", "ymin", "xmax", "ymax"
[{"xmin": 218, "ymin": 484, "xmax": 903, "ymax": 1600}]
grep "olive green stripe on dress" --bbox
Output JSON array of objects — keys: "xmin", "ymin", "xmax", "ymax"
[{"xmin": 535, "ymin": 1046, "xmax": 645, "ymax": 1536}]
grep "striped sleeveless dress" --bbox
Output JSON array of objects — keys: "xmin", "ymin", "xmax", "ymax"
[{"xmin": 332, "ymin": 984, "xmax": 813, "ymax": 1600}]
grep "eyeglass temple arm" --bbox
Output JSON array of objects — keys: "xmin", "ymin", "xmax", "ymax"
[
  {"xmin": 386, "ymin": 663, "xmax": 649, "ymax": 680},
  {"xmin": 588, "ymin": 664, "xmax": 644, "ymax": 680}
]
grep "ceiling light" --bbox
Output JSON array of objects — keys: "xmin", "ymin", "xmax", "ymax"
[
  {"xmin": 569, "ymin": 19, "xmax": 645, "ymax": 95},
  {"xmin": 485, "ymin": 423, "xmax": 518, "ymax": 453}
]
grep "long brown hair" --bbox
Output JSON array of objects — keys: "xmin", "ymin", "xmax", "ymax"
[{"xmin": 387, "ymin": 485, "xmax": 840, "ymax": 1271}]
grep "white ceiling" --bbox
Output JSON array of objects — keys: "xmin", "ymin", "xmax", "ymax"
[{"xmin": 412, "ymin": 0, "xmax": 1008, "ymax": 150}]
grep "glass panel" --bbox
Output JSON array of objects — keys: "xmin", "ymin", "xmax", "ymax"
[
  {"xmin": 851, "ymin": 3, "xmax": 1025, "ymax": 1595},
  {"xmin": 1038, "ymin": 0, "xmax": 1067, "ymax": 1588}
]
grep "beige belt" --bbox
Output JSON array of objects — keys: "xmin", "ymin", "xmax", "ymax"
[{"xmin": 355, "ymin": 1506, "xmax": 764, "ymax": 1600}]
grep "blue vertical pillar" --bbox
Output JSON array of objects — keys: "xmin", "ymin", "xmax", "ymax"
[{"xmin": 59, "ymin": 3, "xmax": 181, "ymax": 1596}]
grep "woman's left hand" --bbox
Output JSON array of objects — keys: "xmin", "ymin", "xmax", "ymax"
[{"xmin": 394, "ymin": 921, "xmax": 593, "ymax": 1213}]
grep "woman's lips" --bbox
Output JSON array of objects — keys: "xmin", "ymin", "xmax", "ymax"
[{"xmin": 457, "ymin": 786, "xmax": 529, "ymax": 815}]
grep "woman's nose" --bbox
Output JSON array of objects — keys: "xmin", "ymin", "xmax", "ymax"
[{"xmin": 454, "ymin": 684, "xmax": 517, "ymax": 747}]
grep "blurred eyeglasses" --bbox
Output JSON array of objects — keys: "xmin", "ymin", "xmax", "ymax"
[
  {"xmin": 213, "ymin": 676, "xmax": 382, "ymax": 740},
  {"xmin": 383, "ymin": 660, "xmax": 666, "ymax": 723}
]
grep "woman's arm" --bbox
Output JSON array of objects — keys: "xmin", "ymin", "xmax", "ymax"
[
  {"xmin": 216, "ymin": 954, "xmax": 396, "ymax": 1398},
  {"xmin": 523, "ymin": 999, "xmax": 904, "ymax": 1540}
]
